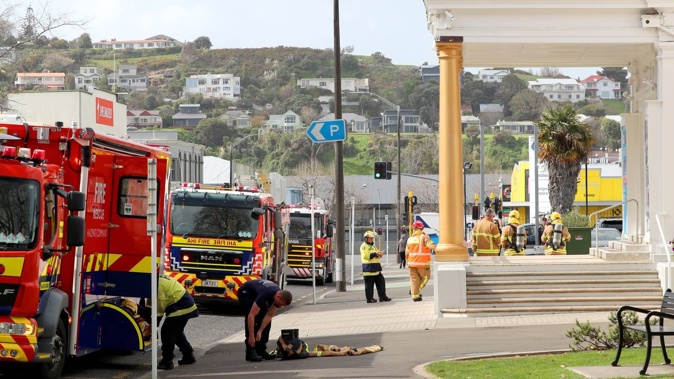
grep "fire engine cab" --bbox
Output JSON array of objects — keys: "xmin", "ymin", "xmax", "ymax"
[
  {"xmin": 0, "ymin": 122, "xmax": 169, "ymax": 379},
  {"xmin": 285, "ymin": 204, "xmax": 335, "ymax": 285}
]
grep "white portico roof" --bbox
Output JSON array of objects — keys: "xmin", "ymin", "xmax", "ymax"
[{"xmin": 423, "ymin": 0, "xmax": 672, "ymax": 68}]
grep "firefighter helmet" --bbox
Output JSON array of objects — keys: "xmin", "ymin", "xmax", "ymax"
[
  {"xmin": 509, "ymin": 210, "xmax": 521, "ymax": 224},
  {"xmin": 363, "ymin": 230, "xmax": 376, "ymax": 238},
  {"xmin": 412, "ymin": 220, "xmax": 424, "ymax": 229},
  {"xmin": 121, "ymin": 299, "xmax": 138, "ymax": 316},
  {"xmin": 550, "ymin": 211, "xmax": 562, "ymax": 224}
]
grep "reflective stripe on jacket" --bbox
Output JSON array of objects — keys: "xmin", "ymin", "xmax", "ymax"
[
  {"xmin": 471, "ymin": 219, "xmax": 501, "ymax": 255},
  {"xmin": 360, "ymin": 242, "xmax": 382, "ymax": 276},
  {"xmin": 406, "ymin": 230, "xmax": 436, "ymax": 268}
]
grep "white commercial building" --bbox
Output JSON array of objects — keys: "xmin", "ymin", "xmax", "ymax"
[{"xmin": 8, "ymin": 88, "xmax": 128, "ymax": 137}]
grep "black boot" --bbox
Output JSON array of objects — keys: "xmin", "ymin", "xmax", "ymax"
[
  {"xmin": 256, "ymin": 343, "xmax": 277, "ymax": 360},
  {"xmin": 246, "ymin": 344, "xmax": 263, "ymax": 362},
  {"xmin": 178, "ymin": 352, "xmax": 196, "ymax": 365}
]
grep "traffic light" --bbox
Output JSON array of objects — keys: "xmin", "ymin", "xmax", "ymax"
[
  {"xmin": 471, "ymin": 205, "xmax": 479, "ymax": 220},
  {"xmin": 402, "ymin": 212, "xmax": 409, "ymax": 225},
  {"xmin": 484, "ymin": 197, "xmax": 491, "ymax": 211},
  {"xmin": 374, "ymin": 162, "xmax": 387, "ymax": 179},
  {"xmin": 494, "ymin": 198, "xmax": 501, "ymax": 213},
  {"xmin": 376, "ymin": 227, "xmax": 383, "ymax": 235}
]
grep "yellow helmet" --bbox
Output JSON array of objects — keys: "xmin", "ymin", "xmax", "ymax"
[
  {"xmin": 550, "ymin": 211, "xmax": 562, "ymax": 224},
  {"xmin": 121, "ymin": 299, "xmax": 138, "ymax": 316},
  {"xmin": 509, "ymin": 210, "xmax": 520, "ymax": 224},
  {"xmin": 363, "ymin": 230, "xmax": 376, "ymax": 238}
]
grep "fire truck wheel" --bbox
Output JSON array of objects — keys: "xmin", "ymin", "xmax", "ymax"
[
  {"xmin": 34, "ymin": 318, "xmax": 67, "ymax": 379},
  {"xmin": 316, "ymin": 276, "xmax": 325, "ymax": 286}
]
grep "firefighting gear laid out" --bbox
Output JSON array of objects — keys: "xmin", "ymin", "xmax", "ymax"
[
  {"xmin": 156, "ymin": 275, "xmax": 199, "ymax": 370},
  {"xmin": 406, "ymin": 229, "xmax": 436, "ymax": 301},
  {"xmin": 360, "ymin": 232, "xmax": 391, "ymax": 303},
  {"xmin": 471, "ymin": 211, "xmax": 502, "ymax": 256},
  {"xmin": 541, "ymin": 213, "xmax": 571, "ymax": 255},
  {"xmin": 501, "ymin": 210, "xmax": 526, "ymax": 256},
  {"xmin": 274, "ymin": 333, "xmax": 383, "ymax": 359}
]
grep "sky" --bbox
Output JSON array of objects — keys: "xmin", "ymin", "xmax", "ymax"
[{"xmin": 19, "ymin": 0, "xmax": 599, "ymax": 78}]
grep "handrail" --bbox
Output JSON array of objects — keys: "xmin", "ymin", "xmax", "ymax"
[
  {"xmin": 588, "ymin": 199, "xmax": 639, "ymax": 249},
  {"xmin": 655, "ymin": 213, "xmax": 670, "ymax": 291}
]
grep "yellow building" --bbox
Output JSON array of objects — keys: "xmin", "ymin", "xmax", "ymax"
[{"xmin": 505, "ymin": 160, "xmax": 622, "ymax": 223}]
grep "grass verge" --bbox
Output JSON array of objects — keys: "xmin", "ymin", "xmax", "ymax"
[{"xmin": 426, "ymin": 348, "xmax": 673, "ymax": 379}]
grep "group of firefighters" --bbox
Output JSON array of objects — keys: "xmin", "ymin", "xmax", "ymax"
[{"xmin": 471, "ymin": 210, "xmax": 571, "ymax": 256}]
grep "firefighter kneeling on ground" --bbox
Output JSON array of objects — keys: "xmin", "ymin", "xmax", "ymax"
[
  {"xmin": 541, "ymin": 211, "xmax": 571, "ymax": 255},
  {"xmin": 501, "ymin": 210, "xmax": 527, "ymax": 256},
  {"xmin": 406, "ymin": 220, "xmax": 436, "ymax": 302}
]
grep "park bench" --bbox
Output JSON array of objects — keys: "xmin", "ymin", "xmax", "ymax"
[{"xmin": 612, "ymin": 289, "xmax": 674, "ymax": 375}]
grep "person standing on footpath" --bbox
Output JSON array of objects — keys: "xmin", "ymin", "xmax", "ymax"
[
  {"xmin": 397, "ymin": 234, "xmax": 407, "ymax": 269},
  {"xmin": 156, "ymin": 275, "xmax": 199, "ymax": 370},
  {"xmin": 406, "ymin": 220, "xmax": 437, "ymax": 302},
  {"xmin": 501, "ymin": 210, "xmax": 526, "ymax": 256},
  {"xmin": 238, "ymin": 279, "xmax": 293, "ymax": 362},
  {"xmin": 471, "ymin": 208, "xmax": 502, "ymax": 256},
  {"xmin": 360, "ymin": 230, "xmax": 392, "ymax": 303},
  {"xmin": 541, "ymin": 212, "xmax": 571, "ymax": 255}
]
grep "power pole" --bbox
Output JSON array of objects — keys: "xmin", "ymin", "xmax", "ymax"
[{"xmin": 333, "ymin": 0, "xmax": 346, "ymax": 292}]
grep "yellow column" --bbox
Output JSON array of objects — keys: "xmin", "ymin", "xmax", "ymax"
[{"xmin": 435, "ymin": 38, "xmax": 468, "ymax": 262}]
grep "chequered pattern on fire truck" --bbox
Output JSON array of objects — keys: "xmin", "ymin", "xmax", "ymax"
[
  {"xmin": 168, "ymin": 253, "xmax": 187, "ymax": 272},
  {"xmin": 0, "ymin": 316, "xmax": 37, "ymax": 362},
  {"xmin": 250, "ymin": 251, "xmax": 263, "ymax": 275}
]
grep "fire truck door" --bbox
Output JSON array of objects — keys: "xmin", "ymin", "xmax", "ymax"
[{"xmin": 106, "ymin": 156, "xmax": 161, "ymax": 298}]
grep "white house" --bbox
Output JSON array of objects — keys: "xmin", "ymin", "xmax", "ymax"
[
  {"xmin": 74, "ymin": 67, "xmax": 102, "ymax": 90},
  {"xmin": 184, "ymin": 73, "xmax": 241, "ymax": 100},
  {"xmin": 107, "ymin": 65, "xmax": 148, "ymax": 92},
  {"xmin": 297, "ymin": 78, "xmax": 369, "ymax": 94},
  {"xmin": 15, "ymin": 72, "xmax": 66, "ymax": 91},
  {"xmin": 477, "ymin": 69, "xmax": 510, "ymax": 83},
  {"xmin": 528, "ymin": 78, "xmax": 585, "ymax": 103},
  {"xmin": 581, "ymin": 75, "xmax": 622, "ymax": 99},
  {"xmin": 93, "ymin": 35, "xmax": 182, "ymax": 50},
  {"xmin": 319, "ymin": 112, "xmax": 369, "ymax": 133},
  {"xmin": 264, "ymin": 111, "xmax": 303, "ymax": 133}
]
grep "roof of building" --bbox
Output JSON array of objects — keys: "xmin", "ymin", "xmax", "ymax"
[
  {"xmin": 319, "ymin": 113, "xmax": 368, "ymax": 122},
  {"xmin": 528, "ymin": 78, "xmax": 580, "ymax": 85},
  {"xmin": 17, "ymin": 72, "xmax": 65, "ymax": 77}
]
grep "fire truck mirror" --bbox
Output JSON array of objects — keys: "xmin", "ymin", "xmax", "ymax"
[
  {"xmin": 67, "ymin": 191, "xmax": 86, "ymax": 212},
  {"xmin": 274, "ymin": 229, "xmax": 284, "ymax": 239},
  {"xmin": 251, "ymin": 207, "xmax": 265, "ymax": 220},
  {"xmin": 326, "ymin": 223, "xmax": 334, "ymax": 238},
  {"xmin": 67, "ymin": 215, "xmax": 85, "ymax": 247},
  {"xmin": 274, "ymin": 210, "xmax": 282, "ymax": 228}
]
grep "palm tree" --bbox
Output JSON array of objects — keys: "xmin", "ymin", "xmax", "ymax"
[{"xmin": 536, "ymin": 105, "xmax": 595, "ymax": 214}]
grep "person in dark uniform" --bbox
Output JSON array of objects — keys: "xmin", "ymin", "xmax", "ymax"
[
  {"xmin": 238, "ymin": 279, "xmax": 293, "ymax": 362},
  {"xmin": 156, "ymin": 275, "xmax": 199, "ymax": 370}
]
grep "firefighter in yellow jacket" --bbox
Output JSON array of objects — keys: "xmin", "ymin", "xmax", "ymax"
[
  {"xmin": 471, "ymin": 208, "xmax": 502, "ymax": 256},
  {"xmin": 406, "ymin": 220, "xmax": 437, "ymax": 302},
  {"xmin": 541, "ymin": 211, "xmax": 571, "ymax": 255},
  {"xmin": 501, "ymin": 210, "xmax": 526, "ymax": 256},
  {"xmin": 360, "ymin": 231, "xmax": 391, "ymax": 303},
  {"xmin": 156, "ymin": 275, "xmax": 199, "ymax": 370}
]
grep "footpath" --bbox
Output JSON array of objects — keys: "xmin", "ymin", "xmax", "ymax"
[{"xmin": 150, "ymin": 265, "xmax": 674, "ymax": 379}]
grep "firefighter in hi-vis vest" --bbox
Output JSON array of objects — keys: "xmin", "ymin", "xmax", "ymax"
[
  {"xmin": 405, "ymin": 220, "xmax": 437, "ymax": 302},
  {"xmin": 541, "ymin": 211, "xmax": 571, "ymax": 255},
  {"xmin": 501, "ymin": 210, "xmax": 526, "ymax": 256},
  {"xmin": 471, "ymin": 208, "xmax": 501, "ymax": 256}
]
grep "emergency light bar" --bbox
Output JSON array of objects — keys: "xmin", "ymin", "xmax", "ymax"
[{"xmin": 1, "ymin": 146, "xmax": 16, "ymax": 158}]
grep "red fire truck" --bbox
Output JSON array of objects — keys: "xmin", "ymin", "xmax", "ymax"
[
  {"xmin": 0, "ymin": 122, "xmax": 169, "ymax": 379},
  {"xmin": 285, "ymin": 205, "xmax": 334, "ymax": 285},
  {"xmin": 163, "ymin": 184, "xmax": 285, "ymax": 301}
]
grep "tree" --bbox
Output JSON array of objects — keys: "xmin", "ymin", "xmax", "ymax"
[
  {"xmin": 494, "ymin": 73, "xmax": 526, "ymax": 117},
  {"xmin": 601, "ymin": 118, "xmax": 621, "ymax": 150},
  {"xmin": 65, "ymin": 73, "xmax": 75, "ymax": 90},
  {"xmin": 194, "ymin": 118, "xmax": 233, "ymax": 148},
  {"xmin": 536, "ymin": 105, "xmax": 596, "ymax": 214},
  {"xmin": 193, "ymin": 36, "xmax": 212, "ymax": 49},
  {"xmin": 509, "ymin": 89, "xmax": 548, "ymax": 121},
  {"xmin": 78, "ymin": 33, "xmax": 92, "ymax": 49}
]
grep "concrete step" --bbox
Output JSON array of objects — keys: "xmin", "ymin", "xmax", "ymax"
[
  {"xmin": 442, "ymin": 304, "xmax": 660, "ymax": 317},
  {"xmin": 467, "ymin": 295, "xmax": 664, "ymax": 307},
  {"xmin": 467, "ymin": 287, "xmax": 663, "ymax": 298},
  {"xmin": 466, "ymin": 278, "xmax": 661, "ymax": 290},
  {"xmin": 611, "ymin": 241, "xmax": 651, "ymax": 252},
  {"xmin": 467, "ymin": 272, "xmax": 659, "ymax": 283},
  {"xmin": 598, "ymin": 250, "xmax": 652, "ymax": 261}
]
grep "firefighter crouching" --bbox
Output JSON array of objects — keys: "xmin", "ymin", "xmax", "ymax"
[
  {"xmin": 541, "ymin": 212, "xmax": 571, "ymax": 255},
  {"xmin": 471, "ymin": 208, "xmax": 501, "ymax": 256},
  {"xmin": 405, "ymin": 220, "xmax": 437, "ymax": 302},
  {"xmin": 501, "ymin": 210, "xmax": 526, "ymax": 256}
]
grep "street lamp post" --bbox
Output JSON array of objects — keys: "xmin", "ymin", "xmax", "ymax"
[
  {"xmin": 463, "ymin": 162, "xmax": 472, "ymax": 241},
  {"xmin": 229, "ymin": 134, "xmax": 258, "ymax": 187}
]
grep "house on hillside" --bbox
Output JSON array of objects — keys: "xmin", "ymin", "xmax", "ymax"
[
  {"xmin": 184, "ymin": 73, "xmax": 241, "ymax": 100},
  {"xmin": 172, "ymin": 104, "xmax": 207, "ymax": 129},
  {"xmin": 461, "ymin": 115, "xmax": 480, "ymax": 132},
  {"xmin": 127, "ymin": 110, "xmax": 162, "ymax": 129},
  {"xmin": 264, "ymin": 110, "xmax": 303, "ymax": 133},
  {"xmin": 218, "ymin": 110, "xmax": 251, "ymax": 128},
  {"xmin": 74, "ymin": 67, "xmax": 102, "ymax": 90},
  {"xmin": 297, "ymin": 77, "xmax": 369, "ymax": 94},
  {"xmin": 93, "ymin": 35, "xmax": 182, "ymax": 50},
  {"xmin": 477, "ymin": 69, "xmax": 510, "ymax": 83},
  {"xmin": 419, "ymin": 65, "xmax": 440, "ymax": 82},
  {"xmin": 15, "ymin": 72, "xmax": 66, "ymax": 91},
  {"xmin": 581, "ymin": 75, "xmax": 622, "ymax": 99},
  {"xmin": 107, "ymin": 64, "xmax": 148, "ymax": 92},
  {"xmin": 495, "ymin": 120, "xmax": 536, "ymax": 134},
  {"xmin": 528, "ymin": 78, "xmax": 585, "ymax": 103},
  {"xmin": 319, "ymin": 113, "xmax": 369, "ymax": 133},
  {"xmin": 381, "ymin": 109, "xmax": 422, "ymax": 133}
]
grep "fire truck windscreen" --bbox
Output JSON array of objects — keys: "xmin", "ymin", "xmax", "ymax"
[
  {"xmin": 288, "ymin": 214, "xmax": 324, "ymax": 239},
  {"xmin": 169, "ymin": 192, "xmax": 262, "ymax": 239},
  {"xmin": 0, "ymin": 178, "xmax": 39, "ymax": 249}
]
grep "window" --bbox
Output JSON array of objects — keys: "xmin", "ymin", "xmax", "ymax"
[
  {"xmin": 198, "ymin": 79, "xmax": 207, "ymax": 85},
  {"xmin": 224, "ymin": 79, "xmax": 230, "ymax": 84},
  {"xmin": 319, "ymin": 81, "xmax": 327, "ymax": 87},
  {"xmin": 118, "ymin": 178, "xmax": 155, "ymax": 217},
  {"xmin": 212, "ymin": 79, "xmax": 220, "ymax": 85},
  {"xmin": 147, "ymin": 43, "xmax": 154, "ymax": 47},
  {"xmin": 285, "ymin": 115, "xmax": 296, "ymax": 124},
  {"xmin": 77, "ymin": 78, "xmax": 83, "ymax": 84},
  {"xmin": 603, "ymin": 81, "xmax": 608, "ymax": 87},
  {"xmin": 557, "ymin": 94, "xmax": 561, "ymax": 99},
  {"xmin": 122, "ymin": 68, "xmax": 129, "ymax": 73}
]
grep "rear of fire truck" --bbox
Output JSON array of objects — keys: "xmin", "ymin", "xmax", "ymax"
[
  {"xmin": 285, "ymin": 206, "xmax": 335, "ymax": 285},
  {"xmin": 164, "ymin": 184, "xmax": 285, "ymax": 301}
]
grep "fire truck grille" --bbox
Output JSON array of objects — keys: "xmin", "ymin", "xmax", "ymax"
[
  {"xmin": 287, "ymin": 244, "xmax": 313, "ymax": 267},
  {"xmin": 179, "ymin": 248, "xmax": 245, "ymax": 272}
]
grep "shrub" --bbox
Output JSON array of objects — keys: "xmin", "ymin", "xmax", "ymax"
[
  {"xmin": 566, "ymin": 310, "xmax": 657, "ymax": 351},
  {"xmin": 563, "ymin": 210, "xmax": 590, "ymax": 228}
]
